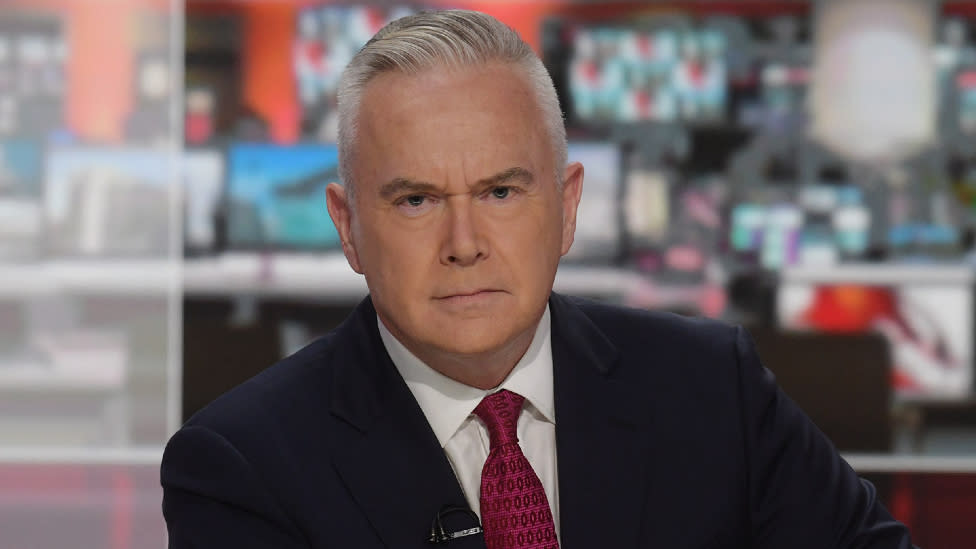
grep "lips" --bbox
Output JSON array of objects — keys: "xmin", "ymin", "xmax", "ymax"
[{"xmin": 435, "ymin": 289, "xmax": 502, "ymax": 299}]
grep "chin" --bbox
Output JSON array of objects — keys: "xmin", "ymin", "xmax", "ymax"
[{"xmin": 423, "ymin": 317, "xmax": 524, "ymax": 357}]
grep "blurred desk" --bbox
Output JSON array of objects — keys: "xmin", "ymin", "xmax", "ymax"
[
  {"xmin": 781, "ymin": 264, "xmax": 975, "ymax": 284},
  {"xmin": 184, "ymin": 254, "xmax": 364, "ymax": 301},
  {"xmin": 0, "ymin": 364, "xmax": 129, "ymax": 447},
  {"xmin": 0, "ymin": 260, "xmax": 177, "ymax": 297},
  {"xmin": 894, "ymin": 395, "xmax": 976, "ymax": 454}
]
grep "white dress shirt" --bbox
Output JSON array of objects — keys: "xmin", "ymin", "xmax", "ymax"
[{"xmin": 377, "ymin": 307, "xmax": 560, "ymax": 537}]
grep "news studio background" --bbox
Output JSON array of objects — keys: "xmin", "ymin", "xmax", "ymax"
[{"xmin": 2, "ymin": 1, "xmax": 976, "ymax": 547}]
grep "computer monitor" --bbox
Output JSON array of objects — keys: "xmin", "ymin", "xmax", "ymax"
[
  {"xmin": 44, "ymin": 147, "xmax": 173, "ymax": 257},
  {"xmin": 564, "ymin": 142, "xmax": 622, "ymax": 263},
  {"xmin": 0, "ymin": 13, "xmax": 67, "ymax": 137},
  {"xmin": 955, "ymin": 68, "xmax": 976, "ymax": 134},
  {"xmin": 0, "ymin": 139, "xmax": 42, "ymax": 197},
  {"xmin": 778, "ymin": 276, "xmax": 974, "ymax": 400},
  {"xmin": 183, "ymin": 149, "xmax": 224, "ymax": 254},
  {"xmin": 724, "ymin": 14, "xmax": 812, "ymax": 133},
  {"xmin": 543, "ymin": 15, "xmax": 728, "ymax": 130},
  {"xmin": 225, "ymin": 143, "xmax": 341, "ymax": 251},
  {"xmin": 934, "ymin": 16, "xmax": 976, "ymax": 105},
  {"xmin": 0, "ymin": 138, "xmax": 43, "ymax": 259},
  {"xmin": 727, "ymin": 183, "xmax": 871, "ymax": 270}
]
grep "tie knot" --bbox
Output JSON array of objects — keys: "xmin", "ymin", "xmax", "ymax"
[{"xmin": 473, "ymin": 389, "xmax": 525, "ymax": 448}]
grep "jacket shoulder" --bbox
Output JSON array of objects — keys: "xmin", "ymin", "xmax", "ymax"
[{"xmin": 566, "ymin": 295, "xmax": 738, "ymax": 351}]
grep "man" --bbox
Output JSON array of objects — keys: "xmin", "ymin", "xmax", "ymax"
[{"xmin": 161, "ymin": 10, "xmax": 916, "ymax": 549}]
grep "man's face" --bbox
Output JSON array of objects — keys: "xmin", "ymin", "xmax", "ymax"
[{"xmin": 328, "ymin": 62, "xmax": 583, "ymax": 365}]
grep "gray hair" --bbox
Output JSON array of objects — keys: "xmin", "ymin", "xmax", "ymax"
[{"xmin": 336, "ymin": 9, "xmax": 567, "ymax": 198}]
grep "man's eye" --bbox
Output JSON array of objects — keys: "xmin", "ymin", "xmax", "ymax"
[
  {"xmin": 491, "ymin": 187, "xmax": 511, "ymax": 199},
  {"xmin": 404, "ymin": 195, "xmax": 426, "ymax": 207},
  {"xmin": 395, "ymin": 194, "xmax": 436, "ymax": 216}
]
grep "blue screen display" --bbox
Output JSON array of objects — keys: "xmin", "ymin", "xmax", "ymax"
[
  {"xmin": 0, "ymin": 139, "xmax": 43, "ymax": 196},
  {"xmin": 227, "ymin": 143, "xmax": 341, "ymax": 250}
]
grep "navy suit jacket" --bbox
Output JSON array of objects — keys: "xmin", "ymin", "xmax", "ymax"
[{"xmin": 161, "ymin": 293, "xmax": 915, "ymax": 548}]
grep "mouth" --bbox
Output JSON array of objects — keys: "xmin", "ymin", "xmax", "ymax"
[{"xmin": 435, "ymin": 289, "xmax": 504, "ymax": 301}]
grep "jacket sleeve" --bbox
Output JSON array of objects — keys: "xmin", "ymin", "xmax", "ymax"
[
  {"xmin": 161, "ymin": 425, "xmax": 309, "ymax": 549},
  {"xmin": 735, "ymin": 326, "xmax": 917, "ymax": 549}
]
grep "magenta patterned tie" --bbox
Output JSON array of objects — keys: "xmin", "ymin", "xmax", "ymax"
[{"xmin": 473, "ymin": 390, "xmax": 559, "ymax": 549}]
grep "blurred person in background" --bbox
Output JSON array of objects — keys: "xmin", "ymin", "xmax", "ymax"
[{"xmin": 161, "ymin": 10, "xmax": 915, "ymax": 549}]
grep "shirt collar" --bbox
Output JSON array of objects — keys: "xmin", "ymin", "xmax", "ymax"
[{"xmin": 378, "ymin": 306, "xmax": 555, "ymax": 448}]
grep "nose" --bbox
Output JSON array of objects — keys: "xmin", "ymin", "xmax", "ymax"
[{"xmin": 439, "ymin": 197, "xmax": 487, "ymax": 267}]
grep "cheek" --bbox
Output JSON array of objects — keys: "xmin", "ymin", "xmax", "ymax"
[
  {"xmin": 488, "ymin": 206, "xmax": 563, "ymax": 265},
  {"xmin": 359, "ymin": 222, "xmax": 436, "ymax": 282},
  {"xmin": 522, "ymin": 201, "xmax": 565, "ymax": 246}
]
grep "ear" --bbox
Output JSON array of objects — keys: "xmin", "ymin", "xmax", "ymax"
[
  {"xmin": 559, "ymin": 161, "xmax": 584, "ymax": 257},
  {"xmin": 326, "ymin": 182, "xmax": 363, "ymax": 274}
]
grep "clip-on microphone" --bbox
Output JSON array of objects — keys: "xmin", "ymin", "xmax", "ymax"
[{"xmin": 427, "ymin": 504, "xmax": 483, "ymax": 544}]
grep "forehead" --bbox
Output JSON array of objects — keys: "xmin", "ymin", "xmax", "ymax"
[
  {"xmin": 353, "ymin": 62, "xmax": 552, "ymax": 186},
  {"xmin": 360, "ymin": 61, "xmax": 540, "ymax": 122}
]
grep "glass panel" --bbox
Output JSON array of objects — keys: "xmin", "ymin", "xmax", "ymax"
[{"xmin": 0, "ymin": 0, "xmax": 178, "ymax": 547}]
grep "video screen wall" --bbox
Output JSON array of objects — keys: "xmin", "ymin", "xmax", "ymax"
[
  {"xmin": 562, "ymin": 23, "xmax": 727, "ymax": 124},
  {"xmin": 535, "ymin": 9, "xmax": 820, "ymax": 282},
  {"xmin": 543, "ymin": 12, "xmax": 811, "ymax": 132}
]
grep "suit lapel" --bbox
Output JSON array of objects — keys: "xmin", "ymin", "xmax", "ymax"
[
  {"xmin": 328, "ymin": 298, "xmax": 486, "ymax": 549},
  {"xmin": 327, "ymin": 294, "xmax": 651, "ymax": 548},
  {"xmin": 550, "ymin": 293, "xmax": 652, "ymax": 548}
]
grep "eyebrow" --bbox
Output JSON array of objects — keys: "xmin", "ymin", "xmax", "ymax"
[
  {"xmin": 377, "ymin": 166, "xmax": 535, "ymax": 200},
  {"xmin": 378, "ymin": 178, "xmax": 439, "ymax": 200},
  {"xmin": 475, "ymin": 166, "xmax": 535, "ymax": 191}
]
